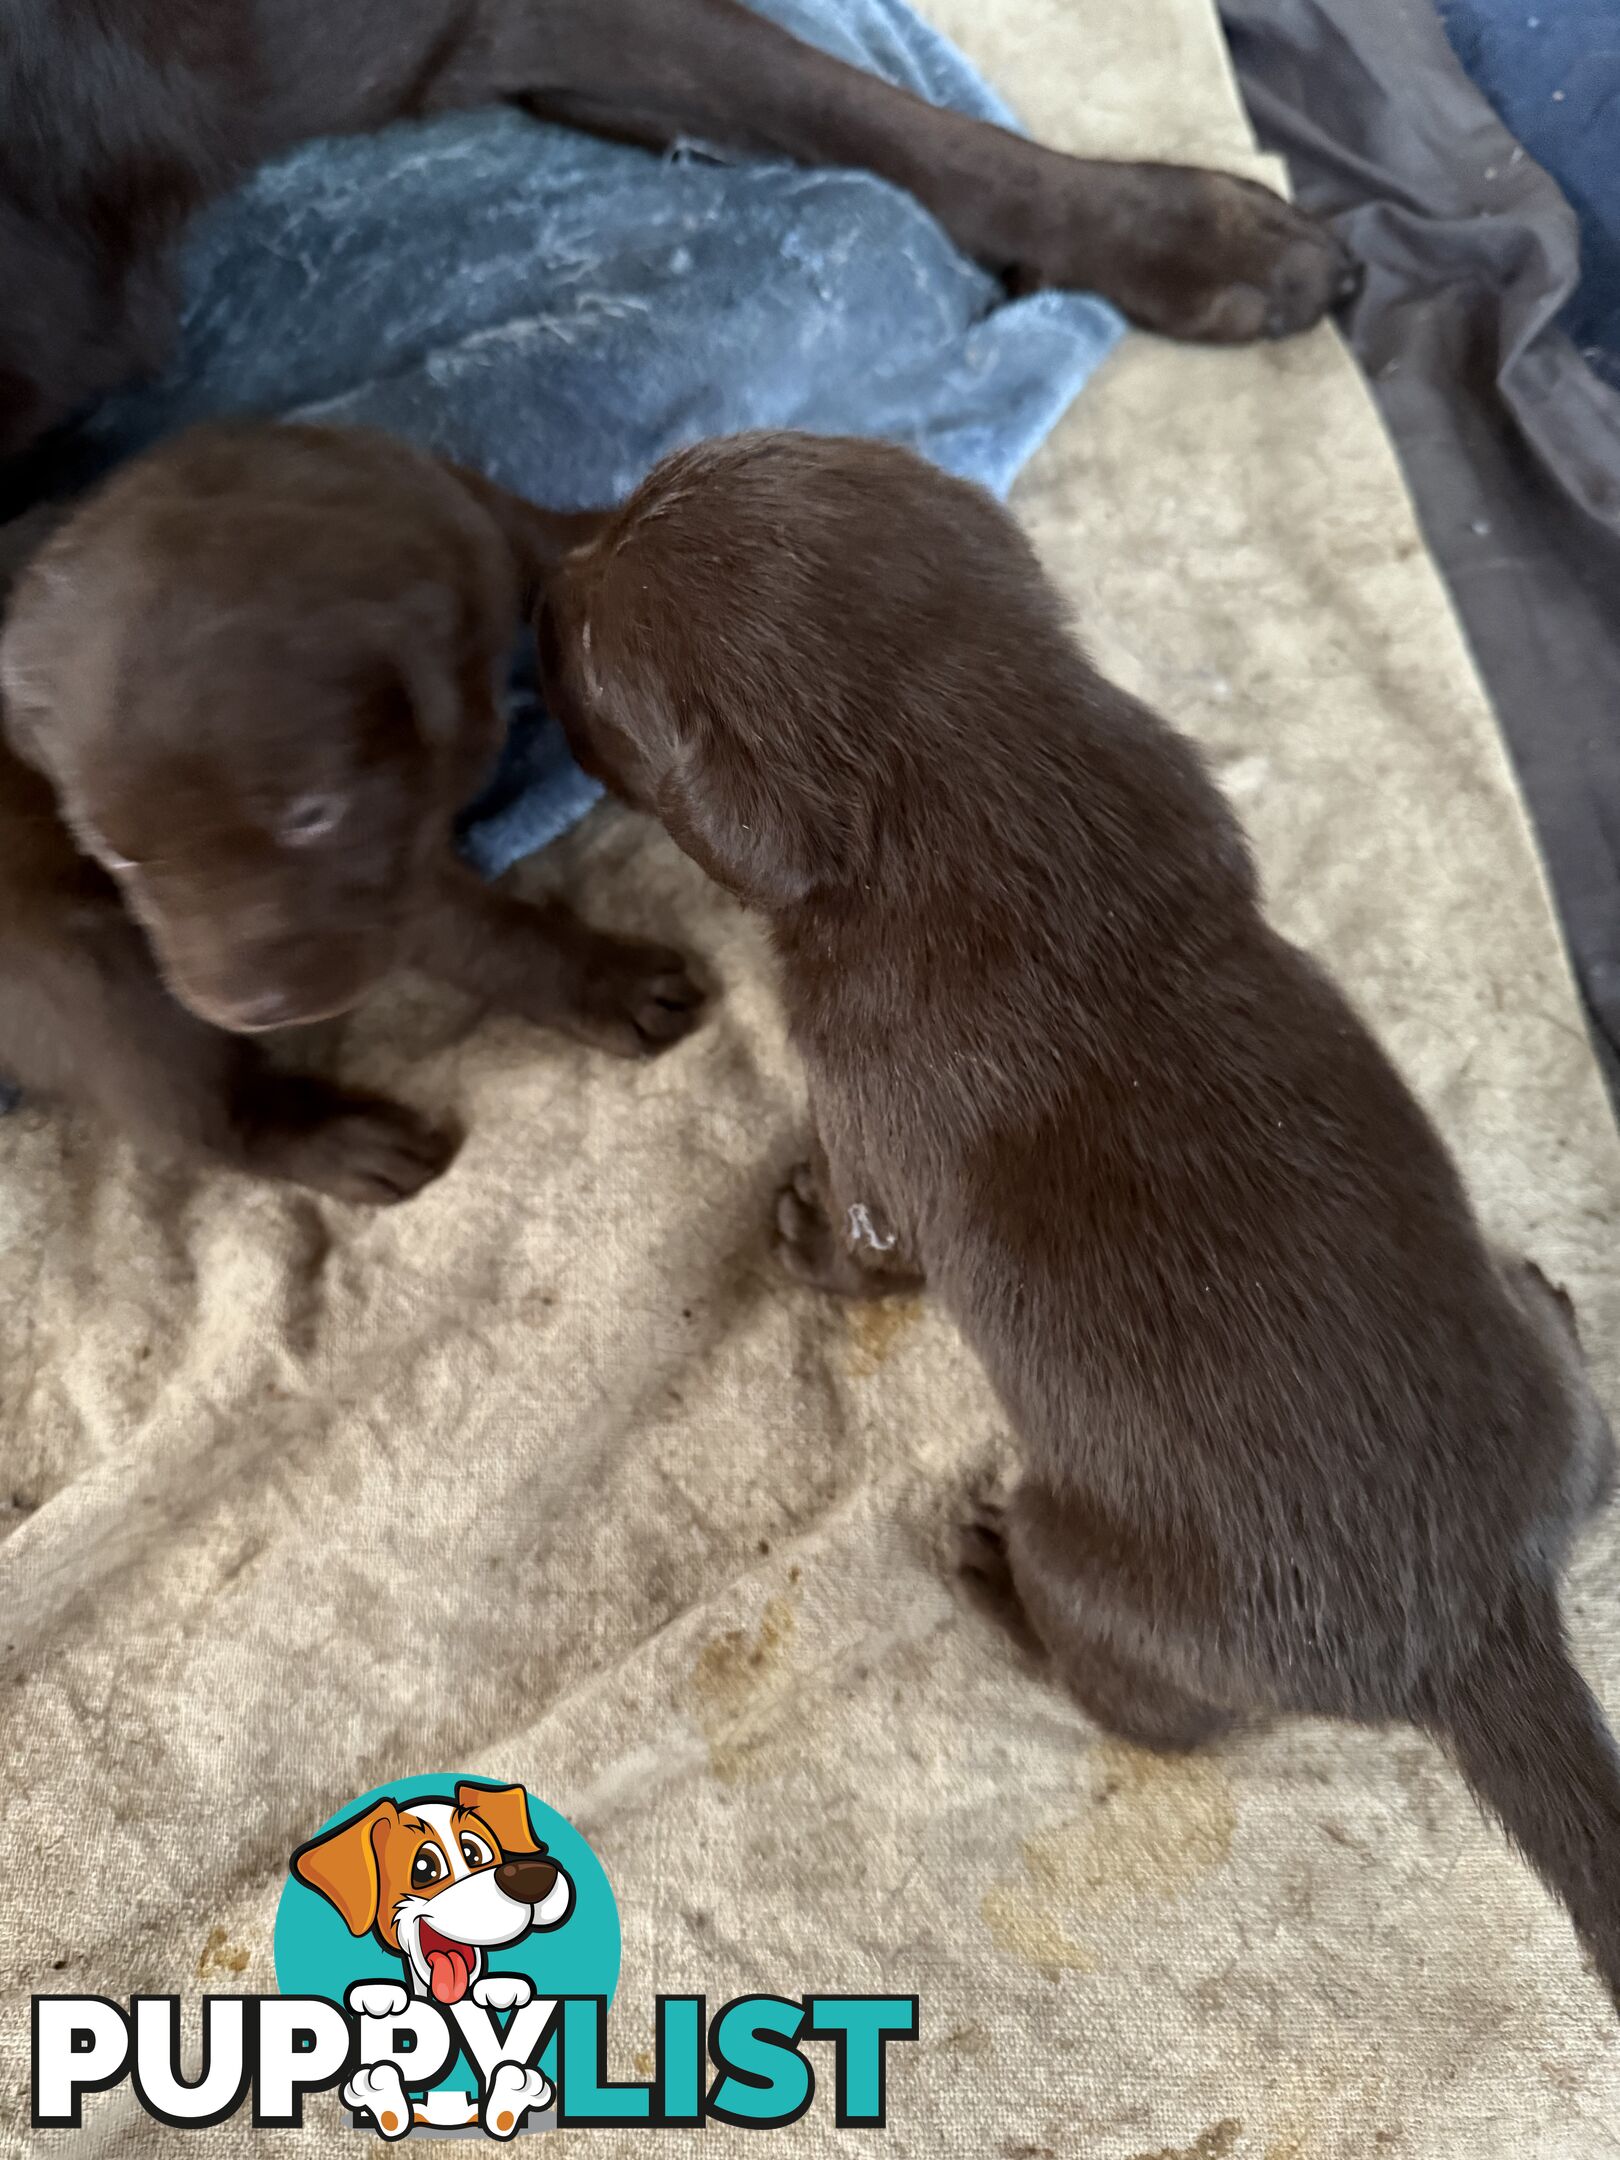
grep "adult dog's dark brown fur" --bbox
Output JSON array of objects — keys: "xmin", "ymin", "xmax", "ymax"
[
  {"xmin": 0, "ymin": 0, "xmax": 1356, "ymax": 472},
  {"xmin": 0, "ymin": 421, "xmax": 700, "ymax": 1202},
  {"xmin": 535, "ymin": 429, "xmax": 1620, "ymax": 2011}
]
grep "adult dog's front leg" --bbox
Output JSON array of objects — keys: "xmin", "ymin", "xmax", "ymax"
[
  {"xmin": 772, "ymin": 1135, "xmax": 923, "ymax": 1299},
  {"xmin": 496, "ymin": 0, "xmax": 1355, "ymax": 342}
]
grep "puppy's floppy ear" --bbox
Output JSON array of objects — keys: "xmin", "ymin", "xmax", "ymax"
[
  {"xmin": 291, "ymin": 1799, "xmax": 398, "ymax": 1936},
  {"xmin": 331, "ymin": 586, "xmax": 466, "ymax": 759},
  {"xmin": 455, "ymin": 1781, "xmax": 539, "ymax": 1859},
  {"xmin": 656, "ymin": 748, "xmax": 828, "ymax": 912},
  {"xmin": 368, "ymin": 584, "xmax": 466, "ymax": 751}
]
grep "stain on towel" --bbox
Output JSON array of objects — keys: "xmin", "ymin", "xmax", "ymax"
[
  {"xmin": 981, "ymin": 1741, "xmax": 1238, "ymax": 1976},
  {"xmin": 1128, "ymin": 2122, "xmax": 1242, "ymax": 2160},
  {"xmin": 691, "ymin": 1593, "xmax": 799, "ymax": 1785},
  {"xmin": 843, "ymin": 1295, "xmax": 924, "ymax": 1377},
  {"xmin": 196, "ymin": 1924, "xmax": 251, "ymax": 1977}
]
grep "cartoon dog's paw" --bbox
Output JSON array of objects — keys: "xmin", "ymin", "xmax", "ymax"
[
  {"xmin": 347, "ymin": 1980, "xmax": 410, "ymax": 2020},
  {"xmin": 471, "ymin": 1973, "xmax": 534, "ymax": 2013},
  {"xmin": 344, "ymin": 2063, "xmax": 412, "ymax": 2140},
  {"xmin": 483, "ymin": 2062, "xmax": 553, "ymax": 2138}
]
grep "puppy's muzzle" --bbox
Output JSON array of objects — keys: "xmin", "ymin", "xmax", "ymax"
[{"xmin": 161, "ymin": 932, "xmax": 384, "ymax": 1035}]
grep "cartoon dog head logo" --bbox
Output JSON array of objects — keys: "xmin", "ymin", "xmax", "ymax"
[{"xmin": 291, "ymin": 1782, "xmax": 574, "ymax": 2008}]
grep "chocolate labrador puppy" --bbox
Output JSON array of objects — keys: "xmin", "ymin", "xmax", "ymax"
[
  {"xmin": 0, "ymin": 421, "xmax": 700, "ymax": 1202},
  {"xmin": 535, "ymin": 429, "xmax": 1620, "ymax": 2010},
  {"xmin": 0, "ymin": 0, "xmax": 1356, "ymax": 469}
]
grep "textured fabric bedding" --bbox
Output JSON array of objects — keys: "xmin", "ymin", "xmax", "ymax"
[{"xmin": 3, "ymin": 2, "xmax": 1620, "ymax": 2154}]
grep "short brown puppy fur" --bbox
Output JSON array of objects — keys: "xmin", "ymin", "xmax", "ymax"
[
  {"xmin": 537, "ymin": 429, "xmax": 1620, "ymax": 2011},
  {"xmin": 0, "ymin": 421, "xmax": 701, "ymax": 1204}
]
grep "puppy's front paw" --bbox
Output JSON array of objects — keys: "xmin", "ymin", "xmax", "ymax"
[
  {"xmin": 248, "ymin": 1077, "xmax": 457, "ymax": 1205},
  {"xmin": 570, "ymin": 934, "xmax": 706, "ymax": 1058},
  {"xmin": 285, "ymin": 1099, "xmax": 457, "ymax": 1207}
]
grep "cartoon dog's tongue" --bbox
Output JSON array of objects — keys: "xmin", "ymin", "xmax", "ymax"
[{"xmin": 419, "ymin": 1923, "xmax": 475, "ymax": 2005}]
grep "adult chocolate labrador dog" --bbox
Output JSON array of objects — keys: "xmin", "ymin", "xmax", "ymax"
[{"xmin": 0, "ymin": 0, "xmax": 1355, "ymax": 466}]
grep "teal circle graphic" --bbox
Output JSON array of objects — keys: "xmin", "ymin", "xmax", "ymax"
[{"xmin": 273, "ymin": 1771, "xmax": 620, "ymax": 2091}]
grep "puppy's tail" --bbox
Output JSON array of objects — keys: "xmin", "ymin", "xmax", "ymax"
[{"xmin": 1421, "ymin": 1578, "xmax": 1620, "ymax": 2013}]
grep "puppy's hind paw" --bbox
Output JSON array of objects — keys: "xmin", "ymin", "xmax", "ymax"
[
  {"xmin": 774, "ymin": 1160, "xmax": 837, "ymax": 1282},
  {"xmin": 957, "ymin": 1495, "xmax": 1013, "ymax": 1601},
  {"xmin": 954, "ymin": 1491, "xmax": 1043, "ymax": 1661}
]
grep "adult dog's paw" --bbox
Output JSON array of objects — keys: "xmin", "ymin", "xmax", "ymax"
[{"xmin": 1018, "ymin": 162, "xmax": 1358, "ymax": 344}]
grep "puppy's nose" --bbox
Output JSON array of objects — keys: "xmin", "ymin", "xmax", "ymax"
[{"xmin": 496, "ymin": 1857, "xmax": 558, "ymax": 1905}]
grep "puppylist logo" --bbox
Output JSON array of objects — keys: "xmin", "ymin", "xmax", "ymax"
[{"xmin": 31, "ymin": 1773, "xmax": 918, "ymax": 2139}]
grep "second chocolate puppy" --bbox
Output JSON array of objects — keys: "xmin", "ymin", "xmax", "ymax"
[
  {"xmin": 0, "ymin": 422, "xmax": 702, "ymax": 1201},
  {"xmin": 536, "ymin": 429, "xmax": 1620, "ymax": 2012}
]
